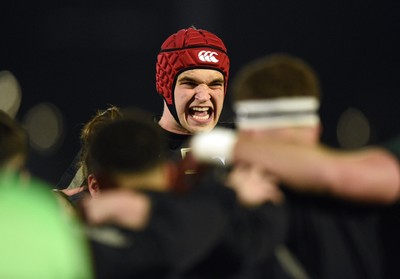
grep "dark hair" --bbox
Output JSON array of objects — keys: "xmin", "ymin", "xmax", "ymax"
[
  {"xmin": 232, "ymin": 53, "xmax": 321, "ymax": 101},
  {"xmin": 86, "ymin": 108, "xmax": 167, "ymax": 178},
  {"xmin": 0, "ymin": 110, "xmax": 28, "ymax": 168}
]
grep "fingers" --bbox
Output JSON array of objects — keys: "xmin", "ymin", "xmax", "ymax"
[{"xmin": 60, "ymin": 186, "xmax": 86, "ymax": 196}]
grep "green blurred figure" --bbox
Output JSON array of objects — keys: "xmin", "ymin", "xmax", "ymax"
[{"xmin": 0, "ymin": 110, "xmax": 93, "ymax": 278}]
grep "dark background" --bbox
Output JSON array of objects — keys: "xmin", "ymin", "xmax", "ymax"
[{"xmin": 1, "ymin": 0, "xmax": 400, "ymax": 185}]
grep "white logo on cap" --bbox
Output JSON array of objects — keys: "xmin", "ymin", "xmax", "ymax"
[{"xmin": 198, "ymin": 51, "xmax": 219, "ymax": 63}]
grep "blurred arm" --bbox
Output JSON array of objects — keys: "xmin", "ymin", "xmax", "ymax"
[
  {"xmin": 82, "ymin": 189, "xmax": 151, "ymax": 230},
  {"xmin": 233, "ymin": 136, "xmax": 400, "ymax": 204}
]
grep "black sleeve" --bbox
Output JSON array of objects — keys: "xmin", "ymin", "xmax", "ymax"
[
  {"xmin": 174, "ymin": 170, "xmax": 289, "ymax": 278},
  {"xmin": 145, "ymin": 187, "xmax": 234, "ymax": 273},
  {"xmin": 89, "ymin": 189, "xmax": 233, "ymax": 279},
  {"xmin": 89, "ymin": 226, "xmax": 171, "ymax": 279},
  {"xmin": 90, "ymin": 170, "xmax": 289, "ymax": 279}
]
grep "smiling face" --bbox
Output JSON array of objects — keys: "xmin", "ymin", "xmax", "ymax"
[{"xmin": 159, "ymin": 69, "xmax": 225, "ymax": 135}]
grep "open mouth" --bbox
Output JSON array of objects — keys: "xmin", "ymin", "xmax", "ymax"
[{"xmin": 188, "ymin": 106, "xmax": 213, "ymax": 121}]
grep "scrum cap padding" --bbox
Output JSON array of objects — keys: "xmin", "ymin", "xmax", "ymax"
[{"xmin": 156, "ymin": 28, "xmax": 230, "ymax": 105}]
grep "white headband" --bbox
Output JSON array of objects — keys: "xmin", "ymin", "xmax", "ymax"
[{"xmin": 234, "ymin": 97, "xmax": 320, "ymax": 130}]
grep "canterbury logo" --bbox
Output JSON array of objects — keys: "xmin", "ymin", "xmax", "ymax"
[{"xmin": 198, "ymin": 50, "xmax": 219, "ymax": 63}]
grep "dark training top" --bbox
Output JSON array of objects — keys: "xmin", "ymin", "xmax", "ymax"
[
  {"xmin": 88, "ymin": 168, "xmax": 293, "ymax": 279},
  {"xmin": 377, "ymin": 135, "xmax": 400, "ymax": 279},
  {"xmin": 284, "ymin": 188, "xmax": 385, "ymax": 279},
  {"xmin": 279, "ymin": 135, "xmax": 400, "ymax": 279}
]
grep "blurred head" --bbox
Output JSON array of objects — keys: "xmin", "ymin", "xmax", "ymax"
[
  {"xmin": 156, "ymin": 27, "xmax": 230, "ymax": 134},
  {"xmin": 0, "ymin": 110, "xmax": 28, "ymax": 173},
  {"xmin": 79, "ymin": 105, "xmax": 123, "ymax": 181},
  {"xmin": 0, "ymin": 175, "xmax": 93, "ymax": 278},
  {"xmin": 86, "ymin": 108, "xmax": 171, "ymax": 197},
  {"xmin": 232, "ymin": 53, "xmax": 322, "ymax": 145}
]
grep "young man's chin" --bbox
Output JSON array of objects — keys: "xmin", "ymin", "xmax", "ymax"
[{"xmin": 189, "ymin": 124, "xmax": 217, "ymax": 134}]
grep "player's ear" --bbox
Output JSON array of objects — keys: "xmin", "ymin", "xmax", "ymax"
[{"xmin": 87, "ymin": 174, "xmax": 100, "ymax": 198}]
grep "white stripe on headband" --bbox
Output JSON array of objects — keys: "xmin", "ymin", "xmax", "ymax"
[{"xmin": 234, "ymin": 97, "xmax": 320, "ymax": 130}]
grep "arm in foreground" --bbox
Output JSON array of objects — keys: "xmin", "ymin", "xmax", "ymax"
[{"xmin": 233, "ymin": 136, "xmax": 400, "ymax": 204}]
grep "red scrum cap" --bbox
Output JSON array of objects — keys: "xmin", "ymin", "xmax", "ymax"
[{"xmin": 156, "ymin": 27, "xmax": 230, "ymax": 105}]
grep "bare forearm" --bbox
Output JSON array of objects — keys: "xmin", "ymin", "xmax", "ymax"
[
  {"xmin": 233, "ymin": 138, "xmax": 400, "ymax": 204},
  {"xmin": 233, "ymin": 138, "xmax": 331, "ymax": 193}
]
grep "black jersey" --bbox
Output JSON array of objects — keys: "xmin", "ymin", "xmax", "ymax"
[
  {"xmin": 377, "ymin": 135, "xmax": 400, "ymax": 279},
  {"xmin": 89, "ymin": 168, "xmax": 293, "ymax": 279},
  {"xmin": 283, "ymin": 188, "xmax": 384, "ymax": 279}
]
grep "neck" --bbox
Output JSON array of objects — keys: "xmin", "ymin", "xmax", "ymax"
[{"xmin": 116, "ymin": 165, "xmax": 169, "ymax": 192}]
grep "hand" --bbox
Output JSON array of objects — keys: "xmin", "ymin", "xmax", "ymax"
[
  {"xmin": 81, "ymin": 189, "xmax": 151, "ymax": 230},
  {"xmin": 226, "ymin": 164, "xmax": 284, "ymax": 207},
  {"xmin": 60, "ymin": 186, "xmax": 86, "ymax": 196}
]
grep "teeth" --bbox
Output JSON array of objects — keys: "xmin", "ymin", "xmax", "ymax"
[
  {"xmin": 192, "ymin": 115, "xmax": 210, "ymax": 120},
  {"xmin": 189, "ymin": 106, "xmax": 211, "ymax": 120},
  {"xmin": 191, "ymin": 107, "xmax": 209, "ymax": 111}
]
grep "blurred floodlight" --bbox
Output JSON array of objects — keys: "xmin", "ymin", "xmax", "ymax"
[
  {"xmin": 0, "ymin": 71, "xmax": 22, "ymax": 118},
  {"xmin": 337, "ymin": 107, "xmax": 370, "ymax": 149},
  {"xmin": 23, "ymin": 102, "xmax": 64, "ymax": 154}
]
